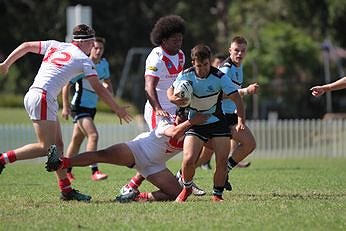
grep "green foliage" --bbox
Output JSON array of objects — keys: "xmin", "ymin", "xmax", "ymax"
[
  {"xmin": 0, "ymin": 0, "xmax": 345, "ymax": 118},
  {"xmin": 241, "ymin": 22, "xmax": 320, "ymax": 118},
  {"xmin": 0, "ymin": 94, "xmax": 139, "ymax": 115},
  {"xmin": 257, "ymin": 23, "xmax": 319, "ymax": 117},
  {"xmin": 252, "ymin": 22, "xmax": 318, "ymax": 77},
  {"xmin": 0, "ymin": 66, "xmax": 19, "ymax": 93},
  {"xmin": 0, "ymin": 102, "xmax": 139, "ymax": 125},
  {"xmin": 328, "ymin": 0, "xmax": 346, "ymax": 47},
  {"xmin": 0, "ymin": 158, "xmax": 345, "ymax": 230},
  {"xmin": 0, "ymin": 94, "xmax": 24, "ymax": 107},
  {"xmin": 282, "ymin": 0, "xmax": 329, "ymax": 38},
  {"xmin": 0, "ymin": 107, "xmax": 30, "ymax": 124},
  {"xmin": 227, "ymin": 0, "xmax": 329, "ymax": 118},
  {"xmin": 95, "ymin": 96, "xmax": 140, "ymax": 115}
]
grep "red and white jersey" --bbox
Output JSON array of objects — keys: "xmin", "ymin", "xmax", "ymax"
[
  {"xmin": 31, "ymin": 40, "xmax": 97, "ymax": 98},
  {"xmin": 144, "ymin": 46, "xmax": 185, "ymax": 110},
  {"xmin": 126, "ymin": 117, "xmax": 184, "ymax": 165}
]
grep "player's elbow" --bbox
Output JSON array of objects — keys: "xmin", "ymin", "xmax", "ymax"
[{"xmin": 22, "ymin": 41, "xmax": 40, "ymax": 54}]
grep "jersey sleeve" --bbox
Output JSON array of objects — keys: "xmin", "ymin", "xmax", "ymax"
[
  {"xmin": 181, "ymin": 51, "xmax": 186, "ymax": 68},
  {"xmin": 70, "ymin": 73, "xmax": 84, "ymax": 84},
  {"xmin": 219, "ymin": 66, "xmax": 231, "ymax": 78},
  {"xmin": 145, "ymin": 52, "xmax": 165, "ymax": 79},
  {"xmin": 39, "ymin": 40, "xmax": 58, "ymax": 55},
  {"xmin": 155, "ymin": 117, "xmax": 174, "ymax": 137},
  {"xmin": 221, "ymin": 75, "xmax": 238, "ymax": 96},
  {"xmin": 82, "ymin": 58, "xmax": 98, "ymax": 78},
  {"xmin": 100, "ymin": 58, "xmax": 111, "ymax": 80}
]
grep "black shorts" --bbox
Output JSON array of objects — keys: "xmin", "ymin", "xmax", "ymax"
[
  {"xmin": 224, "ymin": 113, "xmax": 238, "ymax": 127},
  {"xmin": 71, "ymin": 105, "xmax": 96, "ymax": 123},
  {"xmin": 185, "ymin": 120, "xmax": 231, "ymax": 142}
]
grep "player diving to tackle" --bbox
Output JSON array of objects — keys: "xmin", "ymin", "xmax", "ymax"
[{"xmin": 45, "ymin": 108, "xmax": 208, "ymax": 202}]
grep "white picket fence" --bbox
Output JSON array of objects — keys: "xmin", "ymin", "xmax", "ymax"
[
  {"xmin": 0, "ymin": 119, "xmax": 345, "ymax": 158},
  {"xmin": 249, "ymin": 119, "xmax": 346, "ymax": 157}
]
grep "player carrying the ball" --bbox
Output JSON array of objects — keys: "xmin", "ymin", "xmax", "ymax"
[
  {"xmin": 168, "ymin": 44, "xmax": 246, "ymax": 202},
  {"xmin": 119, "ymin": 14, "xmax": 206, "ymax": 197}
]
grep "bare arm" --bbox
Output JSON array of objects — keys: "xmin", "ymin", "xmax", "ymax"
[
  {"xmin": 103, "ymin": 79, "xmax": 114, "ymax": 95},
  {"xmin": 311, "ymin": 77, "xmax": 346, "ymax": 97},
  {"xmin": 225, "ymin": 91, "xmax": 246, "ymax": 130},
  {"xmin": 145, "ymin": 76, "xmax": 168, "ymax": 117},
  {"xmin": 61, "ymin": 83, "xmax": 72, "ymax": 120},
  {"xmin": 87, "ymin": 76, "xmax": 132, "ymax": 124},
  {"xmin": 167, "ymin": 86, "xmax": 176, "ymax": 102},
  {"xmin": 0, "ymin": 41, "xmax": 41, "ymax": 75},
  {"xmin": 164, "ymin": 113, "xmax": 209, "ymax": 138}
]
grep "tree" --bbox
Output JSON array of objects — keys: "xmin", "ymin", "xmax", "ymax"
[
  {"xmin": 0, "ymin": 0, "xmax": 69, "ymax": 94},
  {"xmin": 247, "ymin": 22, "xmax": 319, "ymax": 118},
  {"xmin": 0, "ymin": 0, "xmax": 344, "ymax": 118}
]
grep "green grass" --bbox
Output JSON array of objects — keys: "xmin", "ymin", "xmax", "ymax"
[
  {"xmin": 1, "ymin": 158, "xmax": 345, "ymax": 230},
  {"xmin": 0, "ymin": 107, "xmax": 123, "ymax": 124}
]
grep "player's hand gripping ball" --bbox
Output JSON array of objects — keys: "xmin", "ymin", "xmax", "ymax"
[{"xmin": 173, "ymin": 80, "xmax": 193, "ymax": 107}]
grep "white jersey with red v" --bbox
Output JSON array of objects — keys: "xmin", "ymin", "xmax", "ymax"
[{"xmin": 144, "ymin": 46, "xmax": 185, "ymax": 129}]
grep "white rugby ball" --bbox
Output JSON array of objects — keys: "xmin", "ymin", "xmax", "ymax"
[{"xmin": 174, "ymin": 80, "xmax": 193, "ymax": 107}]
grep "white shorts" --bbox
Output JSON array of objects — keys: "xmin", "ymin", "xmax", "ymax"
[
  {"xmin": 144, "ymin": 101, "xmax": 176, "ymax": 131},
  {"xmin": 24, "ymin": 88, "xmax": 58, "ymax": 121},
  {"xmin": 126, "ymin": 140, "xmax": 167, "ymax": 178}
]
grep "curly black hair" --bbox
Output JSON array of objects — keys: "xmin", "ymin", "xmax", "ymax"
[{"xmin": 150, "ymin": 15, "xmax": 185, "ymax": 46}]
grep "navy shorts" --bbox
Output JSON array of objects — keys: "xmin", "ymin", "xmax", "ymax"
[
  {"xmin": 185, "ymin": 120, "xmax": 231, "ymax": 142},
  {"xmin": 71, "ymin": 105, "xmax": 96, "ymax": 123},
  {"xmin": 224, "ymin": 113, "xmax": 238, "ymax": 127}
]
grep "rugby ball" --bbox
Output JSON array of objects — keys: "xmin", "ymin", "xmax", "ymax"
[{"xmin": 173, "ymin": 80, "xmax": 193, "ymax": 107}]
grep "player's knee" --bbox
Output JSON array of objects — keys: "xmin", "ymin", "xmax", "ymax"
[
  {"xmin": 39, "ymin": 143, "xmax": 50, "ymax": 153},
  {"xmin": 87, "ymin": 132, "xmax": 99, "ymax": 143},
  {"xmin": 170, "ymin": 191, "xmax": 180, "ymax": 200},
  {"xmin": 71, "ymin": 132, "xmax": 84, "ymax": 144},
  {"xmin": 183, "ymin": 158, "xmax": 195, "ymax": 168},
  {"xmin": 39, "ymin": 142, "xmax": 63, "ymax": 157},
  {"xmin": 168, "ymin": 186, "xmax": 182, "ymax": 200}
]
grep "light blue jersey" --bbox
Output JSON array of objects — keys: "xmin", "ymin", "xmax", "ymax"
[
  {"xmin": 173, "ymin": 66, "xmax": 238, "ymax": 124},
  {"xmin": 70, "ymin": 58, "xmax": 110, "ymax": 108},
  {"xmin": 219, "ymin": 58, "xmax": 243, "ymax": 114}
]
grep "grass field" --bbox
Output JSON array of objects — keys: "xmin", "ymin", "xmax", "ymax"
[
  {"xmin": 0, "ymin": 107, "xmax": 121, "ymax": 124},
  {"xmin": 1, "ymin": 158, "xmax": 345, "ymax": 230}
]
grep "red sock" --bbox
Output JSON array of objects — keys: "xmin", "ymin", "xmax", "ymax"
[
  {"xmin": 61, "ymin": 158, "xmax": 71, "ymax": 169},
  {"xmin": 58, "ymin": 178, "xmax": 73, "ymax": 193},
  {"xmin": 128, "ymin": 176, "xmax": 144, "ymax": 189},
  {"xmin": 134, "ymin": 192, "xmax": 150, "ymax": 202},
  {"xmin": 0, "ymin": 150, "xmax": 17, "ymax": 165},
  {"xmin": 0, "ymin": 154, "xmax": 4, "ymax": 165},
  {"xmin": 139, "ymin": 192, "xmax": 149, "ymax": 200}
]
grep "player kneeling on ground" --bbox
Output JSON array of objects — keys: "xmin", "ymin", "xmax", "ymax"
[{"xmin": 45, "ymin": 108, "xmax": 208, "ymax": 202}]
